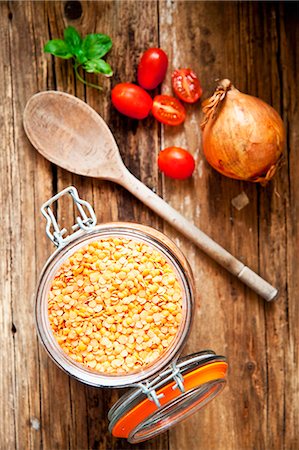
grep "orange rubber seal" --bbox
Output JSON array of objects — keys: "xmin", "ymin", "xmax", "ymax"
[{"xmin": 112, "ymin": 361, "xmax": 228, "ymax": 438}]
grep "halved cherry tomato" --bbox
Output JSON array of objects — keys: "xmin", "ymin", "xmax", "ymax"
[
  {"xmin": 137, "ymin": 48, "xmax": 168, "ymax": 90},
  {"xmin": 172, "ymin": 68, "xmax": 202, "ymax": 103},
  {"xmin": 111, "ymin": 83, "xmax": 153, "ymax": 119},
  {"xmin": 158, "ymin": 147, "xmax": 195, "ymax": 179},
  {"xmin": 152, "ymin": 95, "xmax": 186, "ymax": 126}
]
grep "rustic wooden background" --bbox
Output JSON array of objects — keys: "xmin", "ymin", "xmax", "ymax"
[{"xmin": 1, "ymin": 1, "xmax": 298, "ymax": 449}]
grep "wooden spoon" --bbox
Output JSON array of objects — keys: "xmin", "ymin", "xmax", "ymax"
[{"xmin": 23, "ymin": 90, "xmax": 277, "ymax": 301}]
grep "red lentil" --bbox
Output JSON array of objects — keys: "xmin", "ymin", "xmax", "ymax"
[{"xmin": 48, "ymin": 238, "xmax": 183, "ymax": 374}]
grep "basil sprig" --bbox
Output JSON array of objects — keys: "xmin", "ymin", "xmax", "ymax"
[{"xmin": 44, "ymin": 26, "xmax": 113, "ymax": 90}]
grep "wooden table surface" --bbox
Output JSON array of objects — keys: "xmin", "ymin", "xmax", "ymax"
[{"xmin": 1, "ymin": 1, "xmax": 298, "ymax": 449}]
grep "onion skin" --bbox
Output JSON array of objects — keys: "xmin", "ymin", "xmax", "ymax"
[{"xmin": 201, "ymin": 80, "xmax": 285, "ymax": 184}]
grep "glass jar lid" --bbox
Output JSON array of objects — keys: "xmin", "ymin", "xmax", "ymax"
[{"xmin": 108, "ymin": 351, "xmax": 228, "ymax": 443}]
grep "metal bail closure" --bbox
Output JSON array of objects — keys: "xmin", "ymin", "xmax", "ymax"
[
  {"xmin": 170, "ymin": 361, "xmax": 185, "ymax": 393},
  {"xmin": 137, "ymin": 361, "xmax": 186, "ymax": 408},
  {"xmin": 41, "ymin": 186, "xmax": 97, "ymax": 248},
  {"xmin": 138, "ymin": 381, "xmax": 165, "ymax": 408}
]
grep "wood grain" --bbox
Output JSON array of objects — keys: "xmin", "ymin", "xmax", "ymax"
[{"xmin": 0, "ymin": 1, "xmax": 298, "ymax": 450}]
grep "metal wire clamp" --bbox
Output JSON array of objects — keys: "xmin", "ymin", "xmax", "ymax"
[
  {"xmin": 41, "ymin": 186, "xmax": 97, "ymax": 248},
  {"xmin": 136, "ymin": 361, "xmax": 186, "ymax": 408}
]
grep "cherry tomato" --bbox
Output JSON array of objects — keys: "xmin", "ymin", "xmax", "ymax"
[
  {"xmin": 137, "ymin": 48, "xmax": 168, "ymax": 90},
  {"xmin": 158, "ymin": 147, "xmax": 195, "ymax": 179},
  {"xmin": 111, "ymin": 83, "xmax": 153, "ymax": 119},
  {"xmin": 172, "ymin": 68, "xmax": 202, "ymax": 103},
  {"xmin": 152, "ymin": 95, "xmax": 186, "ymax": 126}
]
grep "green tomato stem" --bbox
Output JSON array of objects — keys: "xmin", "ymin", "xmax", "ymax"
[{"xmin": 74, "ymin": 63, "xmax": 103, "ymax": 91}]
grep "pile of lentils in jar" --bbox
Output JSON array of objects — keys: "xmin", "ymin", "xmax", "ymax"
[{"xmin": 48, "ymin": 237, "xmax": 183, "ymax": 374}]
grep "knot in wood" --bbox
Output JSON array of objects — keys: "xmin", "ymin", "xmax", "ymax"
[{"xmin": 64, "ymin": 1, "xmax": 82, "ymax": 20}]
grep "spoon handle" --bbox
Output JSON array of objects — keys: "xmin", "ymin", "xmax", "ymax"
[{"xmin": 120, "ymin": 170, "xmax": 278, "ymax": 301}]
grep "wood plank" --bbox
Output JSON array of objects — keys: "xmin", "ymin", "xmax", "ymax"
[
  {"xmin": 276, "ymin": 3, "xmax": 299, "ymax": 449},
  {"xmin": 0, "ymin": 2, "xmax": 52, "ymax": 449},
  {"xmin": 159, "ymin": 2, "xmax": 262, "ymax": 449},
  {"xmin": 252, "ymin": 2, "xmax": 288, "ymax": 448},
  {"xmin": 0, "ymin": 3, "xmax": 17, "ymax": 449}
]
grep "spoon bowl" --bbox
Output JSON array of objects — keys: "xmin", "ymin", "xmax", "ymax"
[
  {"xmin": 24, "ymin": 91, "xmax": 124, "ymax": 180},
  {"xmin": 23, "ymin": 90, "xmax": 278, "ymax": 301}
]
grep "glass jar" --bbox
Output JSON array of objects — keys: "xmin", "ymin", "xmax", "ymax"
[{"xmin": 35, "ymin": 186, "xmax": 228, "ymax": 442}]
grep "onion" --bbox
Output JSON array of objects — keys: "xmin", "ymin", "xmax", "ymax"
[{"xmin": 201, "ymin": 79, "xmax": 285, "ymax": 184}]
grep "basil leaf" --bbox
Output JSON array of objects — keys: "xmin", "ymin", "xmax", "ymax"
[
  {"xmin": 75, "ymin": 49, "xmax": 88, "ymax": 65},
  {"xmin": 82, "ymin": 34, "xmax": 112, "ymax": 59},
  {"xmin": 44, "ymin": 39, "xmax": 73, "ymax": 59},
  {"xmin": 64, "ymin": 26, "xmax": 82, "ymax": 54},
  {"xmin": 83, "ymin": 58, "xmax": 113, "ymax": 76}
]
